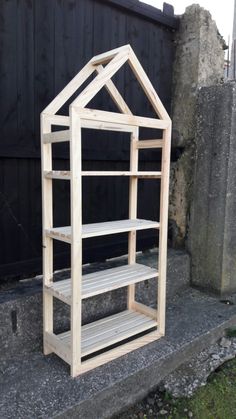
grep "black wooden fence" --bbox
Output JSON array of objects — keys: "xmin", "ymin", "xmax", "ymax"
[{"xmin": 0, "ymin": 0, "xmax": 178, "ymax": 281}]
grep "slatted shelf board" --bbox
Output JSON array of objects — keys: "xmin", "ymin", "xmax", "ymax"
[
  {"xmin": 45, "ymin": 263, "xmax": 158, "ymax": 304},
  {"xmin": 45, "ymin": 218, "xmax": 160, "ymax": 242},
  {"xmin": 41, "ymin": 44, "xmax": 171, "ymax": 377},
  {"xmin": 45, "ymin": 309, "xmax": 157, "ymax": 361}
]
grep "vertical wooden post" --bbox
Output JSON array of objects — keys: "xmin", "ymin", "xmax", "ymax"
[
  {"xmin": 127, "ymin": 127, "xmax": 139, "ymax": 309},
  {"xmin": 41, "ymin": 114, "xmax": 53, "ymax": 354},
  {"xmin": 158, "ymin": 123, "xmax": 171, "ymax": 335},
  {"xmin": 70, "ymin": 106, "xmax": 82, "ymax": 377}
]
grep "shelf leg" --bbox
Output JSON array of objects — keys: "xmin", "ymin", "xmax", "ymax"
[
  {"xmin": 41, "ymin": 114, "xmax": 53, "ymax": 355},
  {"xmin": 128, "ymin": 127, "xmax": 139, "ymax": 309},
  {"xmin": 158, "ymin": 123, "xmax": 171, "ymax": 335},
  {"xmin": 70, "ymin": 107, "xmax": 82, "ymax": 377}
]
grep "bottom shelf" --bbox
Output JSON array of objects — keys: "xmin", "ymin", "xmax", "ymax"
[
  {"xmin": 45, "ymin": 309, "xmax": 158, "ymax": 372},
  {"xmin": 60, "ymin": 309, "xmax": 157, "ymax": 357}
]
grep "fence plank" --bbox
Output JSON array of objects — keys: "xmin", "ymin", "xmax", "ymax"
[{"xmin": 0, "ymin": 0, "xmax": 175, "ymax": 281}]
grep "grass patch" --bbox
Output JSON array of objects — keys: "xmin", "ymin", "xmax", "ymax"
[
  {"xmin": 115, "ymin": 356, "xmax": 236, "ymax": 419},
  {"xmin": 167, "ymin": 357, "xmax": 236, "ymax": 419},
  {"xmin": 226, "ymin": 328, "xmax": 236, "ymax": 338}
]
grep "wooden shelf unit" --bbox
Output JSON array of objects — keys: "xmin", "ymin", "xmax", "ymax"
[{"xmin": 41, "ymin": 45, "xmax": 171, "ymax": 377}]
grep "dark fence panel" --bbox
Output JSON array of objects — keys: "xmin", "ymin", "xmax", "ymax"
[{"xmin": 0, "ymin": 0, "xmax": 178, "ymax": 280}]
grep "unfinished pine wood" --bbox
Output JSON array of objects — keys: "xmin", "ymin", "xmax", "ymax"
[
  {"xmin": 81, "ymin": 118, "xmax": 134, "ymax": 132},
  {"xmin": 44, "ymin": 171, "xmax": 71, "ymax": 180},
  {"xmin": 90, "ymin": 44, "xmax": 131, "ymax": 65},
  {"xmin": 42, "ymin": 130, "xmax": 70, "ymax": 144},
  {"xmin": 128, "ymin": 127, "xmax": 139, "ymax": 309},
  {"xmin": 41, "ymin": 114, "xmax": 53, "ymax": 356},
  {"xmin": 43, "ymin": 114, "xmax": 70, "ymax": 127},
  {"xmin": 41, "ymin": 45, "xmax": 171, "ymax": 377},
  {"xmin": 44, "ymin": 170, "xmax": 162, "ymax": 179},
  {"xmin": 96, "ymin": 64, "xmax": 132, "ymax": 115},
  {"xmin": 131, "ymin": 301, "xmax": 157, "ymax": 321},
  {"xmin": 136, "ymin": 139, "xmax": 164, "ymax": 149},
  {"xmin": 44, "ymin": 331, "xmax": 71, "ymax": 364},
  {"xmin": 45, "ymin": 219, "xmax": 160, "ymax": 243},
  {"xmin": 75, "ymin": 107, "xmax": 169, "ymax": 130},
  {"xmin": 90, "ymin": 44, "xmax": 131, "ymax": 66},
  {"xmin": 81, "ymin": 171, "xmax": 162, "ymax": 178},
  {"xmin": 78, "ymin": 329, "xmax": 161, "ymax": 374},
  {"xmin": 128, "ymin": 49, "xmax": 171, "ymax": 121},
  {"xmin": 45, "ymin": 263, "xmax": 158, "ymax": 304},
  {"xmin": 57, "ymin": 310, "xmax": 157, "ymax": 357},
  {"xmin": 70, "ymin": 108, "xmax": 82, "ymax": 377},
  {"xmin": 158, "ymin": 123, "xmax": 171, "ymax": 336},
  {"xmin": 72, "ymin": 50, "xmax": 129, "ymax": 108},
  {"xmin": 43, "ymin": 61, "xmax": 96, "ymax": 115}
]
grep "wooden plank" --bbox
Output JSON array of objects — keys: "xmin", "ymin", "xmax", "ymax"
[
  {"xmin": 102, "ymin": 0, "xmax": 179, "ymax": 30},
  {"xmin": 128, "ymin": 49, "xmax": 171, "ymax": 121},
  {"xmin": 70, "ymin": 108, "xmax": 82, "ymax": 377},
  {"xmin": 0, "ymin": 0, "xmax": 18, "ymax": 154},
  {"xmin": 96, "ymin": 64, "xmax": 132, "ymax": 114},
  {"xmin": 58, "ymin": 310, "xmax": 157, "ymax": 358},
  {"xmin": 43, "ymin": 114, "xmax": 70, "ymax": 127},
  {"xmin": 42, "ymin": 136, "xmax": 163, "ymax": 149},
  {"xmin": 45, "ymin": 219, "xmax": 160, "ymax": 242},
  {"xmin": 136, "ymin": 140, "xmax": 163, "ymax": 149},
  {"xmin": 158, "ymin": 124, "xmax": 171, "ymax": 335},
  {"xmin": 81, "ymin": 118, "xmax": 134, "ymax": 132},
  {"xmin": 43, "ymin": 61, "xmax": 95, "ymax": 115},
  {"xmin": 45, "ymin": 263, "xmax": 158, "ymax": 303},
  {"xmin": 131, "ymin": 301, "xmax": 157, "ymax": 321},
  {"xmin": 79, "ymin": 330, "xmax": 161, "ymax": 374},
  {"xmin": 75, "ymin": 108, "xmax": 170, "ymax": 129},
  {"xmin": 136, "ymin": 173, "xmax": 162, "ymax": 179},
  {"xmin": 128, "ymin": 127, "xmax": 139, "ymax": 309},
  {"xmin": 82, "ymin": 315, "xmax": 156, "ymax": 357},
  {"xmin": 42, "ymin": 130, "xmax": 70, "ymax": 144},
  {"xmin": 72, "ymin": 50, "xmax": 129, "ymax": 108},
  {"xmin": 82, "ymin": 119, "xmax": 134, "ymax": 132},
  {"xmin": 44, "ymin": 171, "xmax": 162, "ymax": 179},
  {"xmin": 81, "ymin": 171, "xmax": 162, "ymax": 177},
  {"xmin": 44, "ymin": 331, "xmax": 71, "ymax": 364},
  {"xmin": 34, "ymin": 0, "xmax": 55, "ymax": 146},
  {"xmin": 45, "ymin": 227, "xmax": 71, "ymax": 243},
  {"xmin": 44, "ymin": 171, "xmax": 70, "ymax": 180},
  {"xmin": 41, "ymin": 113, "xmax": 53, "ymax": 355},
  {"xmin": 90, "ymin": 44, "xmax": 130, "ymax": 65},
  {"xmin": 17, "ymin": 0, "xmax": 34, "ymax": 151}
]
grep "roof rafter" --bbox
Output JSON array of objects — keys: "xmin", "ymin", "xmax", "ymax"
[
  {"xmin": 71, "ymin": 49, "xmax": 130, "ymax": 108},
  {"xmin": 95, "ymin": 64, "xmax": 132, "ymax": 115},
  {"xmin": 128, "ymin": 49, "xmax": 170, "ymax": 121},
  {"xmin": 90, "ymin": 44, "xmax": 131, "ymax": 65},
  {"xmin": 43, "ymin": 61, "xmax": 95, "ymax": 115},
  {"xmin": 43, "ymin": 44, "xmax": 170, "ymax": 123}
]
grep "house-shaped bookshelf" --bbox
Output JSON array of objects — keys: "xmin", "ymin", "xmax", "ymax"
[{"xmin": 41, "ymin": 44, "xmax": 171, "ymax": 377}]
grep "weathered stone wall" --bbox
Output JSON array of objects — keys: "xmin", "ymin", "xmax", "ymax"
[
  {"xmin": 189, "ymin": 82, "xmax": 236, "ymax": 294},
  {"xmin": 169, "ymin": 4, "xmax": 225, "ymax": 247}
]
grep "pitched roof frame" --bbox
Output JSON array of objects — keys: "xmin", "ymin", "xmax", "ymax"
[{"xmin": 43, "ymin": 44, "xmax": 170, "ymax": 124}]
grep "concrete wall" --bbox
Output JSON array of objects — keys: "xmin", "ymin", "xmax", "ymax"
[
  {"xmin": 169, "ymin": 4, "xmax": 225, "ymax": 247},
  {"xmin": 189, "ymin": 82, "xmax": 236, "ymax": 295}
]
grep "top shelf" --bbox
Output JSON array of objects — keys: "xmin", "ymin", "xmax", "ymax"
[{"xmin": 45, "ymin": 218, "xmax": 160, "ymax": 242}]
